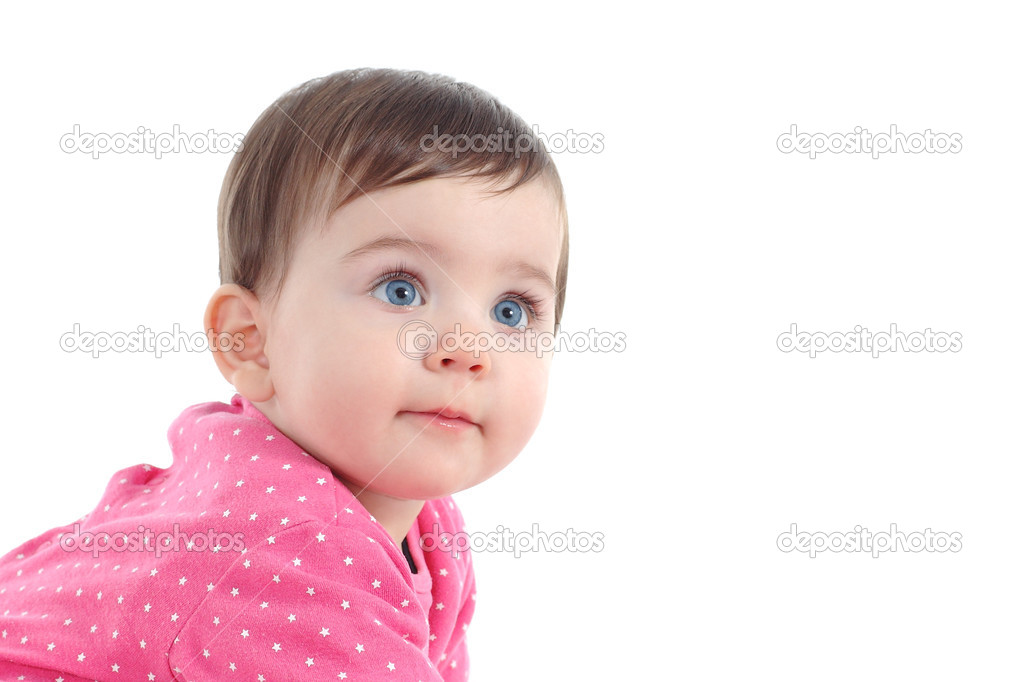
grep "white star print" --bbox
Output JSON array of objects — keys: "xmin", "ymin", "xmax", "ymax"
[{"xmin": 0, "ymin": 401, "xmax": 478, "ymax": 679}]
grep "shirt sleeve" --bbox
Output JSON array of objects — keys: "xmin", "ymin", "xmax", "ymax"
[
  {"xmin": 433, "ymin": 503, "xmax": 477, "ymax": 681},
  {"xmin": 439, "ymin": 557, "xmax": 475, "ymax": 681},
  {"xmin": 167, "ymin": 520, "xmax": 444, "ymax": 681}
]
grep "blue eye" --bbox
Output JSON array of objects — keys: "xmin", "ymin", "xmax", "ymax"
[
  {"xmin": 494, "ymin": 300, "xmax": 525, "ymax": 328},
  {"xmin": 372, "ymin": 278, "xmax": 423, "ymax": 307}
]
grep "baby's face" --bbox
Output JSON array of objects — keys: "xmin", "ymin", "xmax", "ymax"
[{"xmin": 255, "ymin": 176, "xmax": 563, "ymax": 500}]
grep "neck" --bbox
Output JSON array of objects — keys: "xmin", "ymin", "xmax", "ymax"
[{"xmin": 341, "ymin": 481, "xmax": 425, "ymax": 548}]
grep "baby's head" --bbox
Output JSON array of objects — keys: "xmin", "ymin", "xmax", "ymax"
[{"xmin": 204, "ymin": 68, "xmax": 568, "ymax": 504}]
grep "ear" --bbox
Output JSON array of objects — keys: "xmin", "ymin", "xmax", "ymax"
[{"xmin": 203, "ymin": 283, "xmax": 275, "ymax": 402}]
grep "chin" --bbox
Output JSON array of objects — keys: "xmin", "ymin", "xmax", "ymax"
[{"xmin": 375, "ymin": 467, "xmax": 482, "ymax": 501}]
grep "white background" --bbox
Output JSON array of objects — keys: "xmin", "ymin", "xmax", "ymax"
[{"xmin": 1, "ymin": 2, "xmax": 1020, "ymax": 679}]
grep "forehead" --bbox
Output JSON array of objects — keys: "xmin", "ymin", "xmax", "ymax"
[{"xmin": 315, "ymin": 176, "xmax": 563, "ymax": 267}]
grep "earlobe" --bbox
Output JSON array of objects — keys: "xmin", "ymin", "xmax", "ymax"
[{"xmin": 203, "ymin": 284, "xmax": 275, "ymax": 403}]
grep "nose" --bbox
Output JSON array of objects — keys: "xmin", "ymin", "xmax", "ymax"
[{"xmin": 424, "ymin": 323, "xmax": 492, "ymax": 377}]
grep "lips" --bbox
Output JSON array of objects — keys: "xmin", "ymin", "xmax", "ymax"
[
  {"xmin": 411, "ymin": 408, "xmax": 477, "ymax": 425},
  {"xmin": 402, "ymin": 408, "xmax": 480, "ymax": 429}
]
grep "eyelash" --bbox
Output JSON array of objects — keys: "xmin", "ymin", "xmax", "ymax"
[{"xmin": 370, "ymin": 261, "xmax": 548, "ymax": 324}]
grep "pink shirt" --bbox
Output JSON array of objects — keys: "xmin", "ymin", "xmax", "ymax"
[{"xmin": 0, "ymin": 394, "xmax": 475, "ymax": 680}]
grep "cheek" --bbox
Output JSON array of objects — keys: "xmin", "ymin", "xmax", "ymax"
[
  {"xmin": 494, "ymin": 357, "xmax": 550, "ymax": 450},
  {"xmin": 308, "ymin": 332, "xmax": 404, "ymax": 410},
  {"xmin": 274, "ymin": 320, "xmax": 402, "ymax": 427}
]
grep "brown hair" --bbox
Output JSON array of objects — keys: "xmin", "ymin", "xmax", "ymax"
[{"xmin": 217, "ymin": 68, "xmax": 569, "ymax": 327}]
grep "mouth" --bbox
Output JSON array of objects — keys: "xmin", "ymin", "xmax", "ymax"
[{"xmin": 401, "ymin": 409, "xmax": 480, "ymax": 431}]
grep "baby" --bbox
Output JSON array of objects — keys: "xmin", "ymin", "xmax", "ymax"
[{"xmin": 0, "ymin": 68, "xmax": 568, "ymax": 680}]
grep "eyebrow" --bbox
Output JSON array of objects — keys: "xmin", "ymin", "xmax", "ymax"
[{"xmin": 340, "ymin": 235, "xmax": 556, "ymax": 297}]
